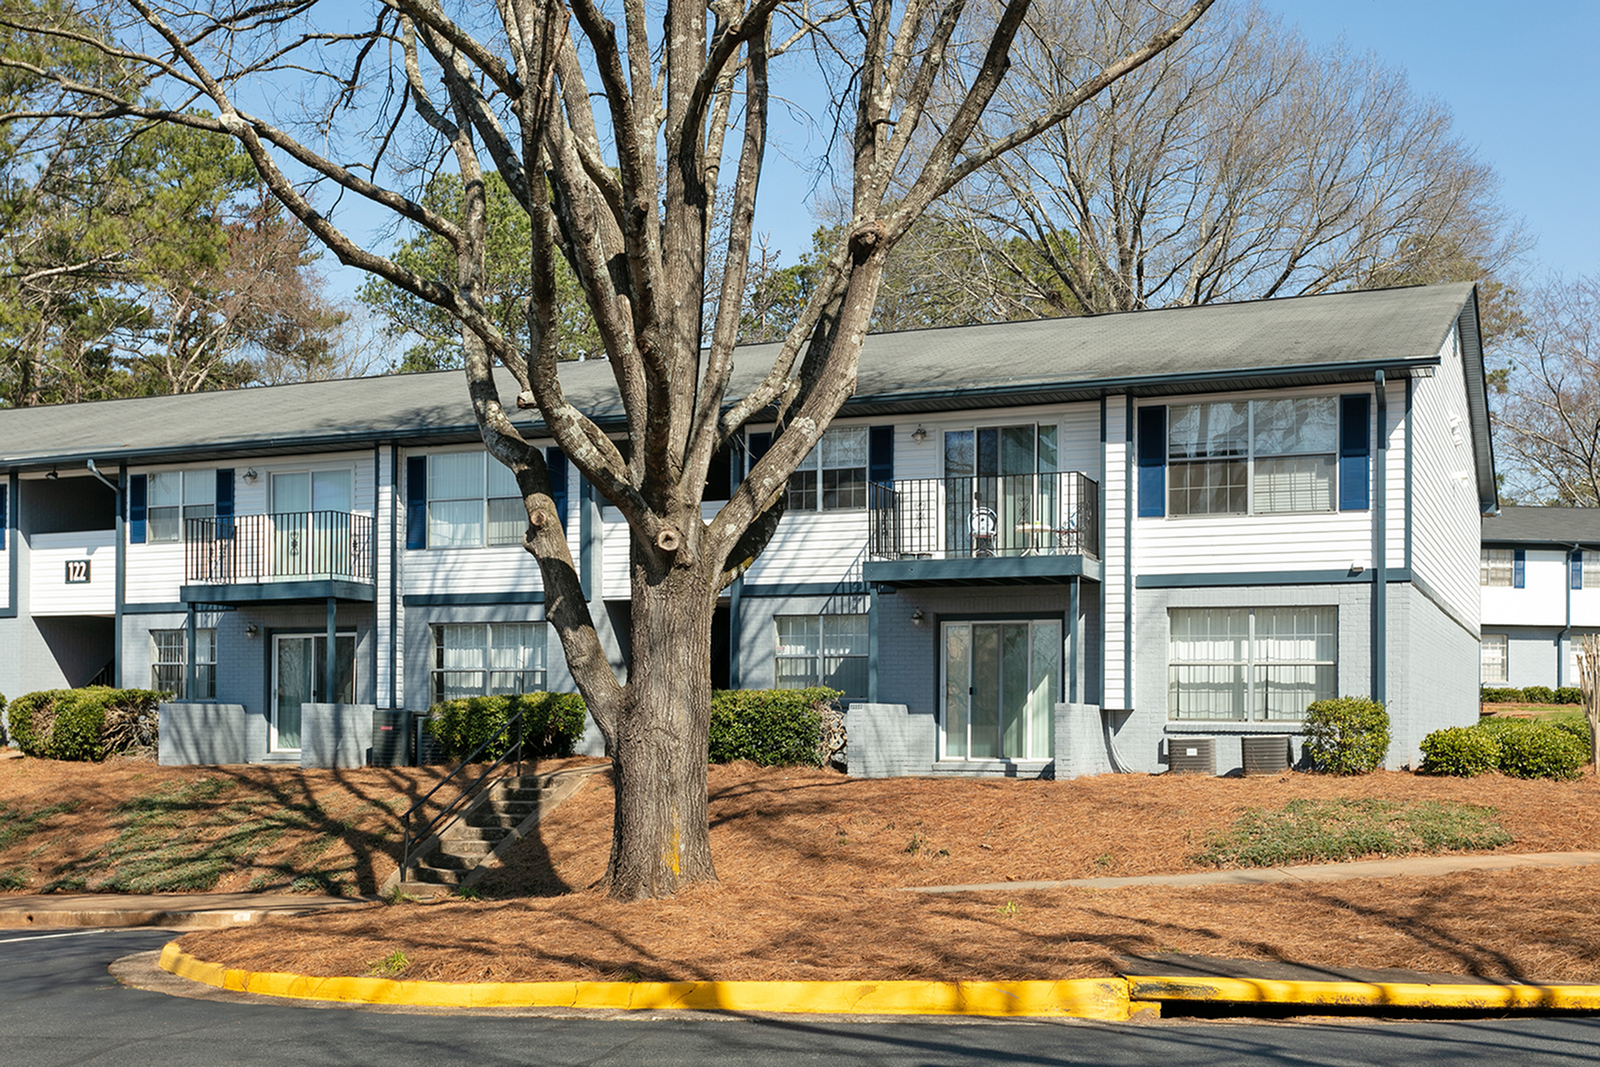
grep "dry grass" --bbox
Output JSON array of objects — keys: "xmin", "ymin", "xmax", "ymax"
[{"xmin": 178, "ymin": 762, "xmax": 1600, "ymax": 985}]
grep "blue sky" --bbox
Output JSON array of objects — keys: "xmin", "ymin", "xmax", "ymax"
[{"xmin": 742, "ymin": 0, "xmax": 1599, "ymax": 285}]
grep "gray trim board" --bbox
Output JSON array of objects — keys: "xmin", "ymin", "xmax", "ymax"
[
  {"xmin": 183, "ymin": 580, "xmax": 377, "ymax": 604},
  {"xmin": 862, "ymin": 555, "xmax": 1097, "ymax": 587},
  {"xmin": 1135, "ymin": 568, "xmax": 1409, "ymax": 589},
  {"xmin": 402, "ymin": 591, "xmax": 546, "ymax": 607},
  {"xmin": 739, "ymin": 582, "xmax": 866, "ymax": 598},
  {"xmin": 122, "ymin": 601, "xmax": 193, "ymax": 615}
]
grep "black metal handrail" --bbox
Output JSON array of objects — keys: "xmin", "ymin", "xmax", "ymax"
[
  {"xmin": 868, "ymin": 471, "xmax": 1100, "ymax": 560},
  {"xmin": 185, "ymin": 511, "xmax": 373, "ymax": 584},
  {"xmin": 398, "ymin": 712, "xmax": 529, "ymax": 882}
]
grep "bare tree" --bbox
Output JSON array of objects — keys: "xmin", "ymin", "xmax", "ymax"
[
  {"xmin": 937, "ymin": 0, "xmax": 1523, "ymax": 314},
  {"xmin": 0, "ymin": 0, "xmax": 1209, "ymax": 899},
  {"xmin": 1494, "ymin": 274, "xmax": 1600, "ymax": 506}
]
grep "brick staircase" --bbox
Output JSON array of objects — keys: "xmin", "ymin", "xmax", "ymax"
[{"xmin": 392, "ymin": 764, "xmax": 607, "ymax": 893}]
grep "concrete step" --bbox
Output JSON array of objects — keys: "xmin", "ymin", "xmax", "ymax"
[
  {"xmin": 409, "ymin": 864, "xmax": 466, "ymax": 885},
  {"xmin": 447, "ymin": 824, "xmax": 511, "ymax": 844},
  {"xmin": 487, "ymin": 798, "xmax": 540, "ymax": 816},
  {"xmin": 467, "ymin": 812, "xmax": 528, "ymax": 829},
  {"xmin": 494, "ymin": 787, "xmax": 544, "ymax": 805},
  {"xmin": 438, "ymin": 839, "xmax": 496, "ymax": 858},
  {"xmin": 424, "ymin": 851, "xmax": 477, "ymax": 871}
]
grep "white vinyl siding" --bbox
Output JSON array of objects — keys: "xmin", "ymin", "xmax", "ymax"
[
  {"xmin": 1409, "ymin": 324, "xmax": 1483, "ymax": 627},
  {"xmin": 28, "ymin": 531, "xmax": 116, "ymax": 616}
]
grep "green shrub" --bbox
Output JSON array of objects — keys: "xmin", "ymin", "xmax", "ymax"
[
  {"xmin": 1479, "ymin": 687, "xmax": 1524, "ymax": 704},
  {"xmin": 1303, "ymin": 696, "xmax": 1390, "ymax": 775},
  {"xmin": 1545, "ymin": 713, "xmax": 1592, "ymax": 749},
  {"xmin": 709, "ymin": 688, "xmax": 840, "ymax": 767},
  {"xmin": 5, "ymin": 688, "xmax": 163, "ymax": 761},
  {"xmin": 1496, "ymin": 721, "xmax": 1588, "ymax": 781},
  {"xmin": 1419, "ymin": 727, "xmax": 1502, "ymax": 777},
  {"xmin": 1553, "ymin": 686, "xmax": 1584, "ymax": 705},
  {"xmin": 1521, "ymin": 685, "xmax": 1556, "ymax": 705},
  {"xmin": 424, "ymin": 692, "xmax": 587, "ymax": 762},
  {"xmin": 1473, "ymin": 716, "xmax": 1533, "ymax": 740}
]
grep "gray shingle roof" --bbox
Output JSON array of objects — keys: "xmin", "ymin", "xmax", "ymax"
[
  {"xmin": 0, "ymin": 282, "xmax": 1479, "ymax": 470},
  {"xmin": 1482, "ymin": 507, "xmax": 1600, "ymax": 546}
]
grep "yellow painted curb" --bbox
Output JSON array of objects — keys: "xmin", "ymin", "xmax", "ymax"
[
  {"xmin": 1128, "ymin": 975, "xmax": 1600, "ymax": 1012},
  {"xmin": 158, "ymin": 943, "xmax": 1131, "ymax": 1019}
]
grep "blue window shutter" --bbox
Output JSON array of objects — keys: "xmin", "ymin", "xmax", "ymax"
[
  {"xmin": 0, "ymin": 483, "xmax": 6, "ymax": 551},
  {"xmin": 747, "ymin": 432, "xmax": 772, "ymax": 475},
  {"xmin": 1514, "ymin": 548, "xmax": 1526, "ymax": 589},
  {"xmin": 405, "ymin": 456, "xmax": 427, "ymax": 549},
  {"xmin": 1573, "ymin": 551, "xmax": 1584, "ymax": 591},
  {"xmin": 547, "ymin": 447, "xmax": 569, "ymax": 531},
  {"xmin": 1136, "ymin": 406, "xmax": 1166, "ymax": 518},
  {"xmin": 1339, "ymin": 395, "xmax": 1371, "ymax": 511},
  {"xmin": 868, "ymin": 425, "xmax": 894, "ymax": 485},
  {"xmin": 128, "ymin": 474, "xmax": 147, "ymax": 544},
  {"xmin": 215, "ymin": 469, "xmax": 235, "ymax": 539}
]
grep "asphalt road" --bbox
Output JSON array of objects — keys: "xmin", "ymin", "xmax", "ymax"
[{"xmin": 5, "ymin": 928, "xmax": 1600, "ymax": 1066}]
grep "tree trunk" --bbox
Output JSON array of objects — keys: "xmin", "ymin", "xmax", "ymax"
[{"xmin": 603, "ymin": 551, "xmax": 719, "ymax": 899}]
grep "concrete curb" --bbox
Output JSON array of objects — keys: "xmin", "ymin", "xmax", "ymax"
[
  {"xmin": 1125, "ymin": 974, "xmax": 1600, "ymax": 1013},
  {"xmin": 157, "ymin": 943, "xmax": 1135, "ymax": 1019},
  {"xmin": 0, "ymin": 894, "xmax": 376, "ymax": 931},
  {"xmin": 156, "ymin": 943, "xmax": 1600, "ymax": 1020}
]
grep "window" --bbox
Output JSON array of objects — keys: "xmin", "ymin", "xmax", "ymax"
[
  {"xmin": 427, "ymin": 453, "xmax": 524, "ymax": 548},
  {"xmin": 1480, "ymin": 634, "xmax": 1508, "ymax": 684},
  {"xmin": 775, "ymin": 614, "xmax": 868, "ymax": 698},
  {"xmin": 432, "ymin": 622, "xmax": 547, "ymax": 703},
  {"xmin": 1168, "ymin": 606, "xmax": 1336, "ymax": 721},
  {"xmin": 788, "ymin": 427, "xmax": 868, "ymax": 511},
  {"xmin": 1481, "ymin": 548, "xmax": 1515, "ymax": 587},
  {"xmin": 148, "ymin": 471, "xmax": 214, "ymax": 542},
  {"xmin": 152, "ymin": 629, "xmax": 216, "ymax": 699},
  {"xmin": 1167, "ymin": 398, "xmax": 1339, "ymax": 516}
]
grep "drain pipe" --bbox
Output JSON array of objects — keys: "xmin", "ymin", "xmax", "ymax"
[
  {"xmin": 85, "ymin": 458, "xmax": 117, "ymax": 494},
  {"xmin": 1372, "ymin": 370, "xmax": 1387, "ymax": 706},
  {"xmin": 87, "ymin": 458, "xmax": 124, "ymax": 688},
  {"xmin": 1559, "ymin": 542, "xmax": 1580, "ymax": 688}
]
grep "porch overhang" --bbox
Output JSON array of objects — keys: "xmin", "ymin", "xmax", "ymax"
[
  {"xmin": 181, "ymin": 580, "xmax": 376, "ymax": 605},
  {"xmin": 863, "ymin": 554, "xmax": 1101, "ymax": 589}
]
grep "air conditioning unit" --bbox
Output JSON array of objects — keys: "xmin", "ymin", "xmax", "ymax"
[
  {"xmin": 1168, "ymin": 737, "xmax": 1215, "ymax": 775},
  {"xmin": 1242, "ymin": 734, "xmax": 1291, "ymax": 776}
]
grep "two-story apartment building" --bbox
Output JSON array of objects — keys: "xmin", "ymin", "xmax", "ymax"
[
  {"xmin": 1479, "ymin": 507, "xmax": 1600, "ymax": 688},
  {"xmin": 0, "ymin": 282, "xmax": 1495, "ymax": 775}
]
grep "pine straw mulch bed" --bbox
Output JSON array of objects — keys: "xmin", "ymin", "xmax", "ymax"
[
  {"xmin": 0, "ymin": 755, "xmax": 602, "ymax": 895},
  {"xmin": 178, "ymin": 763, "xmax": 1600, "ymax": 985}
]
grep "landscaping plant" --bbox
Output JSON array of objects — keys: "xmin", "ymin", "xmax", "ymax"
[
  {"xmin": 1303, "ymin": 697, "xmax": 1390, "ymax": 775},
  {"xmin": 424, "ymin": 693, "xmax": 587, "ymax": 763},
  {"xmin": 5, "ymin": 688, "xmax": 163, "ymax": 761},
  {"xmin": 708, "ymin": 689, "xmax": 842, "ymax": 767},
  {"xmin": 1419, "ymin": 727, "xmax": 1502, "ymax": 777}
]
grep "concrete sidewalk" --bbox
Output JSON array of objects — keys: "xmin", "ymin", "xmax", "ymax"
[
  {"xmin": 0, "ymin": 892, "xmax": 379, "ymax": 930},
  {"xmin": 906, "ymin": 849, "xmax": 1600, "ymax": 894}
]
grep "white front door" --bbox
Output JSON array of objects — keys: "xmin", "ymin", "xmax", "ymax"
[
  {"xmin": 941, "ymin": 619, "xmax": 1061, "ymax": 760},
  {"xmin": 271, "ymin": 633, "xmax": 356, "ymax": 751}
]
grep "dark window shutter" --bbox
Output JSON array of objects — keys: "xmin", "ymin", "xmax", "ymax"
[
  {"xmin": 215, "ymin": 469, "xmax": 235, "ymax": 539},
  {"xmin": 128, "ymin": 474, "xmax": 147, "ymax": 544},
  {"xmin": 547, "ymin": 447, "xmax": 569, "ymax": 532},
  {"xmin": 0, "ymin": 483, "xmax": 6, "ymax": 551},
  {"xmin": 868, "ymin": 425, "xmax": 894, "ymax": 485},
  {"xmin": 1136, "ymin": 406, "xmax": 1167, "ymax": 518},
  {"xmin": 1339, "ymin": 394, "xmax": 1372, "ymax": 511},
  {"xmin": 747, "ymin": 432, "xmax": 772, "ymax": 475},
  {"xmin": 1513, "ymin": 548, "xmax": 1526, "ymax": 589},
  {"xmin": 1573, "ymin": 551, "xmax": 1584, "ymax": 591},
  {"xmin": 405, "ymin": 456, "xmax": 427, "ymax": 549}
]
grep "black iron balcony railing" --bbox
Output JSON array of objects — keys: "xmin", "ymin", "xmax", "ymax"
[
  {"xmin": 185, "ymin": 511, "xmax": 374, "ymax": 585},
  {"xmin": 867, "ymin": 471, "xmax": 1099, "ymax": 561}
]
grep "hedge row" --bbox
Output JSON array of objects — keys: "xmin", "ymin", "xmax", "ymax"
[
  {"xmin": 1481, "ymin": 685, "xmax": 1585, "ymax": 706},
  {"xmin": 1303, "ymin": 696, "xmax": 1390, "ymax": 775},
  {"xmin": 1421, "ymin": 717, "xmax": 1591, "ymax": 780},
  {"xmin": 423, "ymin": 687, "xmax": 844, "ymax": 768},
  {"xmin": 5, "ymin": 688, "xmax": 164, "ymax": 761},
  {"xmin": 425, "ymin": 693, "xmax": 588, "ymax": 761}
]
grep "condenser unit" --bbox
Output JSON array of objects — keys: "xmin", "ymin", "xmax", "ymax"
[
  {"xmin": 1242, "ymin": 734, "xmax": 1292, "ymax": 776},
  {"xmin": 1168, "ymin": 737, "xmax": 1215, "ymax": 775}
]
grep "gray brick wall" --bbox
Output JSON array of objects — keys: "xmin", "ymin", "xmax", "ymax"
[
  {"xmin": 845, "ymin": 703, "xmax": 935, "ymax": 777},
  {"xmin": 158, "ymin": 703, "xmax": 251, "ymax": 765},
  {"xmin": 1391, "ymin": 584, "xmax": 1479, "ymax": 767},
  {"xmin": 300, "ymin": 703, "xmax": 376, "ymax": 768}
]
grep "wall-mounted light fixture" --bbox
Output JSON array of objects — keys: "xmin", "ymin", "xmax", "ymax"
[
  {"xmin": 911, "ymin": 607, "xmax": 926, "ymax": 628},
  {"xmin": 910, "ymin": 425, "xmax": 928, "ymax": 444},
  {"xmin": 46, "ymin": 468, "xmax": 58, "ymax": 480},
  {"xmin": 242, "ymin": 468, "xmax": 259, "ymax": 484},
  {"xmin": 245, "ymin": 624, "xmax": 260, "ymax": 638}
]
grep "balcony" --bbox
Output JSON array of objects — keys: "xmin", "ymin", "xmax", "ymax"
[
  {"xmin": 183, "ymin": 512, "xmax": 375, "ymax": 603},
  {"xmin": 864, "ymin": 472, "xmax": 1100, "ymax": 587}
]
